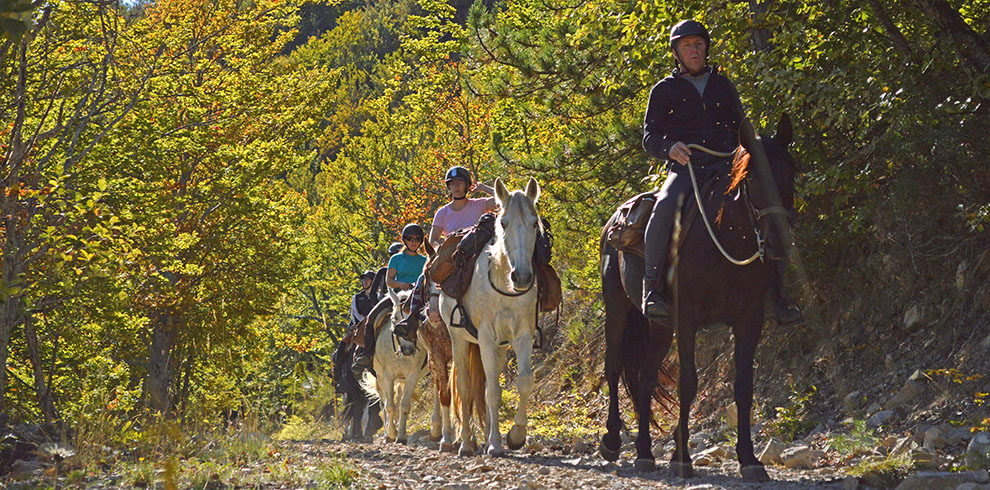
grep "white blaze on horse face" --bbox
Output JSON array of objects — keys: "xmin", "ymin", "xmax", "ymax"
[{"xmin": 495, "ymin": 187, "xmax": 540, "ymax": 290}]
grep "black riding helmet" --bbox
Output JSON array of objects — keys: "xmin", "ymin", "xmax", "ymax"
[
  {"xmin": 444, "ymin": 166, "xmax": 472, "ymax": 185},
  {"xmin": 359, "ymin": 270, "xmax": 376, "ymax": 280},
  {"xmin": 401, "ymin": 223, "xmax": 425, "ymax": 239},
  {"xmin": 669, "ymin": 19, "xmax": 710, "ymax": 50},
  {"xmin": 388, "ymin": 242, "xmax": 403, "ymax": 255}
]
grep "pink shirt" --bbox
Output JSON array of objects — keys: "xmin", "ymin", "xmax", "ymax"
[{"xmin": 432, "ymin": 198, "xmax": 488, "ymax": 237}]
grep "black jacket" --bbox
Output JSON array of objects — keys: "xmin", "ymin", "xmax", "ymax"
[{"xmin": 643, "ymin": 66, "xmax": 744, "ymax": 168}]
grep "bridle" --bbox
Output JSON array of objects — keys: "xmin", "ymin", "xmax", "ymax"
[
  {"xmin": 684, "ymin": 143, "xmax": 789, "ymax": 266},
  {"xmin": 487, "ymin": 256, "xmax": 535, "ymax": 297}
]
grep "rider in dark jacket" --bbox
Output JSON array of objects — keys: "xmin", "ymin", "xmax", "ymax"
[{"xmin": 642, "ymin": 20, "xmax": 802, "ymax": 327}]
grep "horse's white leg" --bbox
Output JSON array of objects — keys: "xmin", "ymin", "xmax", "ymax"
[
  {"xmin": 379, "ymin": 374, "xmax": 397, "ymax": 442},
  {"xmin": 397, "ymin": 366, "xmax": 423, "ymax": 444},
  {"xmin": 480, "ymin": 333, "xmax": 505, "ymax": 457},
  {"xmin": 441, "ymin": 399, "xmax": 454, "ymax": 451},
  {"xmin": 507, "ymin": 331, "xmax": 534, "ymax": 451},
  {"xmin": 450, "ymin": 336, "xmax": 475, "ymax": 456},
  {"xmin": 430, "ymin": 386, "xmax": 442, "ymax": 441}
]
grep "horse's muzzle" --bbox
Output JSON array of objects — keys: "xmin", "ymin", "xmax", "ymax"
[{"xmin": 510, "ymin": 269, "xmax": 534, "ymax": 289}]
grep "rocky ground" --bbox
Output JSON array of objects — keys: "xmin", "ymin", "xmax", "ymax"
[{"xmin": 311, "ymin": 434, "xmax": 851, "ymax": 489}]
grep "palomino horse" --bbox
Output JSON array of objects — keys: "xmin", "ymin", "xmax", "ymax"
[
  {"xmin": 598, "ymin": 116, "xmax": 798, "ymax": 480},
  {"xmin": 331, "ymin": 339, "xmax": 382, "ymax": 441},
  {"xmin": 440, "ymin": 177, "xmax": 542, "ymax": 457},
  {"xmin": 360, "ymin": 289, "xmax": 428, "ymax": 444}
]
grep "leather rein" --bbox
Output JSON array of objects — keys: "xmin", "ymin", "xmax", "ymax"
[{"xmin": 684, "ymin": 143, "xmax": 789, "ymax": 266}]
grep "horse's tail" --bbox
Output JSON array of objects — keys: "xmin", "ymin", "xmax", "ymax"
[
  {"xmin": 450, "ymin": 343, "xmax": 487, "ymax": 430},
  {"xmin": 621, "ymin": 310, "xmax": 678, "ymax": 430},
  {"xmin": 359, "ymin": 370, "xmax": 381, "ymax": 405}
]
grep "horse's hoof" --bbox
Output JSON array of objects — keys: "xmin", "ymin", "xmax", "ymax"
[
  {"xmin": 385, "ymin": 435, "xmax": 395, "ymax": 443},
  {"xmin": 397, "ymin": 437, "xmax": 408, "ymax": 445},
  {"xmin": 429, "ymin": 431, "xmax": 442, "ymax": 443},
  {"xmin": 507, "ymin": 425, "xmax": 526, "ymax": 450},
  {"xmin": 440, "ymin": 442, "xmax": 457, "ymax": 453},
  {"xmin": 599, "ymin": 441, "xmax": 620, "ymax": 462},
  {"xmin": 670, "ymin": 461, "xmax": 694, "ymax": 478},
  {"xmin": 739, "ymin": 465, "xmax": 770, "ymax": 481},
  {"xmin": 634, "ymin": 458, "xmax": 656, "ymax": 472},
  {"xmin": 487, "ymin": 444, "xmax": 505, "ymax": 457}
]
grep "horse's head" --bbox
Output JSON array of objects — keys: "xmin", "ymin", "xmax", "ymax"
[
  {"xmin": 493, "ymin": 177, "xmax": 541, "ymax": 291},
  {"xmin": 738, "ymin": 114, "xmax": 799, "ymax": 261},
  {"xmin": 387, "ymin": 288, "xmax": 418, "ymax": 356}
]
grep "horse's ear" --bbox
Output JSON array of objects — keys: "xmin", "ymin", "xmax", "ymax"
[
  {"xmin": 494, "ymin": 177, "xmax": 510, "ymax": 204},
  {"xmin": 739, "ymin": 118, "xmax": 758, "ymax": 152},
  {"xmin": 525, "ymin": 177, "xmax": 540, "ymax": 204},
  {"xmin": 775, "ymin": 113, "xmax": 793, "ymax": 147},
  {"xmin": 422, "ymin": 239, "xmax": 436, "ymax": 259},
  {"xmin": 387, "ymin": 287, "xmax": 399, "ymax": 306}
]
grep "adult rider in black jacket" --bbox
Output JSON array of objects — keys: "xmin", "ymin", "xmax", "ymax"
[{"xmin": 641, "ymin": 19, "xmax": 803, "ymax": 327}]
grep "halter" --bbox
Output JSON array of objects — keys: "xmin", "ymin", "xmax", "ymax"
[
  {"xmin": 684, "ymin": 143, "xmax": 789, "ymax": 266},
  {"xmin": 487, "ymin": 251, "xmax": 535, "ymax": 297}
]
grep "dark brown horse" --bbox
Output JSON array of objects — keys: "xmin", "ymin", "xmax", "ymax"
[{"xmin": 598, "ymin": 115, "xmax": 797, "ymax": 481}]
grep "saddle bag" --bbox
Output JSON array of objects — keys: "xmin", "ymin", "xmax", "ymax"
[{"xmin": 606, "ymin": 191, "xmax": 659, "ymax": 256}]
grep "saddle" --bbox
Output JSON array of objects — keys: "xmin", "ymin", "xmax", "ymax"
[
  {"xmin": 352, "ymin": 297, "xmax": 394, "ymax": 348},
  {"xmin": 605, "ymin": 173, "xmax": 722, "ymax": 258},
  {"xmin": 425, "ymin": 213, "xmax": 562, "ymax": 313}
]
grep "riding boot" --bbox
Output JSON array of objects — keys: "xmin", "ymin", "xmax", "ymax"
[
  {"xmin": 642, "ymin": 173, "xmax": 690, "ymax": 321},
  {"xmin": 771, "ymin": 258, "xmax": 804, "ymax": 328}
]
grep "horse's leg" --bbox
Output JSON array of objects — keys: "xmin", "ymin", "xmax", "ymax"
[
  {"xmin": 379, "ymin": 375, "xmax": 397, "ymax": 443},
  {"xmin": 670, "ymin": 325, "xmax": 698, "ymax": 477},
  {"xmin": 633, "ymin": 336, "xmax": 661, "ymax": 471},
  {"xmin": 507, "ymin": 331, "xmax": 533, "ymax": 451},
  {"xmin": 733, "ymin": 320, "xmax": 770, "ymax": 481},
  {"xmin": 430, "ymin": 383, "xmax": 442, "ymax": 442},
  {"xmin": 480, "ymin": 333, "xmax": 505, "ymax": 456},
  {"xmin": 440, "ymin": 358, "xmax": 455, "ymax": 452},
  {"xmin": 397, "ymin": 367, "xmax": 422, "ymax": 444},
  {"xmin": 451, "ymin": 336, "xmax": 476, "ymax": 456},
  {"xmin": 600, "ymin": 248, "xmax": 631, "ymax": 462}
]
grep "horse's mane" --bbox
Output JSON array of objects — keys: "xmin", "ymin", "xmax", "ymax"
[
  {"xmin": 715, "ymin": 146, "xmax": 751, "ymax": 226},
  {"xmin": 726, "ymin": 145, "xmax": 751, "ymax": 195}
]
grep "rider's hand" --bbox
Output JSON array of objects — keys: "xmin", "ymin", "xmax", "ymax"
[
  {"xmin": 669, "ymin": 141, "xmax": 692, "ymax": 165},
  {"xmin": 402, "ymin": 282, "xmax": 413, "ymax": 291}
]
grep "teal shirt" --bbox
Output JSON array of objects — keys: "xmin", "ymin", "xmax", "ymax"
[{"xmin": 388, "ymin": 252, "xmax": 427, "ymax": 285}]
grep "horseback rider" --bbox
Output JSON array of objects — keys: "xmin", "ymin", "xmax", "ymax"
[
  {"xmin": 353, "ymin": 226, "xmax": 428, "ymax": 371},
  {"xmin": 368, "ymin": 242, "xmax": 403, "ymax": 301},
  {"xmin": 349, "ymin": 270, "xmax": 378, "ymax": 327},
  {"xmin": 641, "ymin": 19, "xmax": 803, "ymax": 327},
  {"xmin": 394, "ymin": 166, "xmax": 497, "ymax": 336}
]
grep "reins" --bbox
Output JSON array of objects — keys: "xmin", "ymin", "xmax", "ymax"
[{"xmin": 684, "ymin": 143, "xmax": 776, "ymax": 266}]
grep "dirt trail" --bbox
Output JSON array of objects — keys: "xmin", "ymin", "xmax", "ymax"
[{"xmin": 291, "ymin": 437, "xmax": 851, "ymax": 489}]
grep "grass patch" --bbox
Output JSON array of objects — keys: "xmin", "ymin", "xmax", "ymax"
[
  {"xmin": 274, "ymin": 415, "xmax": 332, "ymax": 441},
  {"xmin": 830, "ymin": 419, "xmax": 879, "ymax": 457},
  {"xmin": 846, "ymin": 452, "xmax": 913, "ymax": 488}
]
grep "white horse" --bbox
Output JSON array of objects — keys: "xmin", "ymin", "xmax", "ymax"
[
  {"xmin": 441, "ymin": 177, "xmax": 542, "ymax": 457},
  {"xmin": 361, "ymin": 289, "xmax": 428, "ymax": 444}
]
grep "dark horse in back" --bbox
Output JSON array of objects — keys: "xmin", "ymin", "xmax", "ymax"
[
  {"xmin": 332, "ymin": 335, "xmax": 383, "ymax": 441},
  {"xmin": 599, "ymin": 115, "xmax": 798, "ymax": 480}
]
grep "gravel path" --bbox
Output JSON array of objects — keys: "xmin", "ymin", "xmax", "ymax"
[{"xmin": 298, "ymin": 437, "xmax": 852, "ymax": 489}]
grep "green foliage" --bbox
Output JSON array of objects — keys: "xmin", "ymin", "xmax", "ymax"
[
  {"xmin": 830, "ymin": 419, "xmax": 879, "ymax": 457},
  {"xmin": 764, "ymin": 384, "xmax": 817, "ymax": 442},
  {"xmin": 847, "ymin": 452, "xmax": 913, "ymax": 488}
]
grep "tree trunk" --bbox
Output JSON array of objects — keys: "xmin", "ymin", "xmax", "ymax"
[
  {"xmin": 24, "ymin": 318, "xmax": 58, "ymax": 422},
  {"xmin": 147, "ymin": 313, "xmax": 179, "ymax": 415},
  {"xmin": 914, "ymin": 0, "xmax": 990, "ymax": 75},
  {"xmin": 0, "ymin": 39, "xmax": 31, "ymax": 416},
  {"xmin": 867, "ymin": 0, "xmax": 916, "ymax": 63}
]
